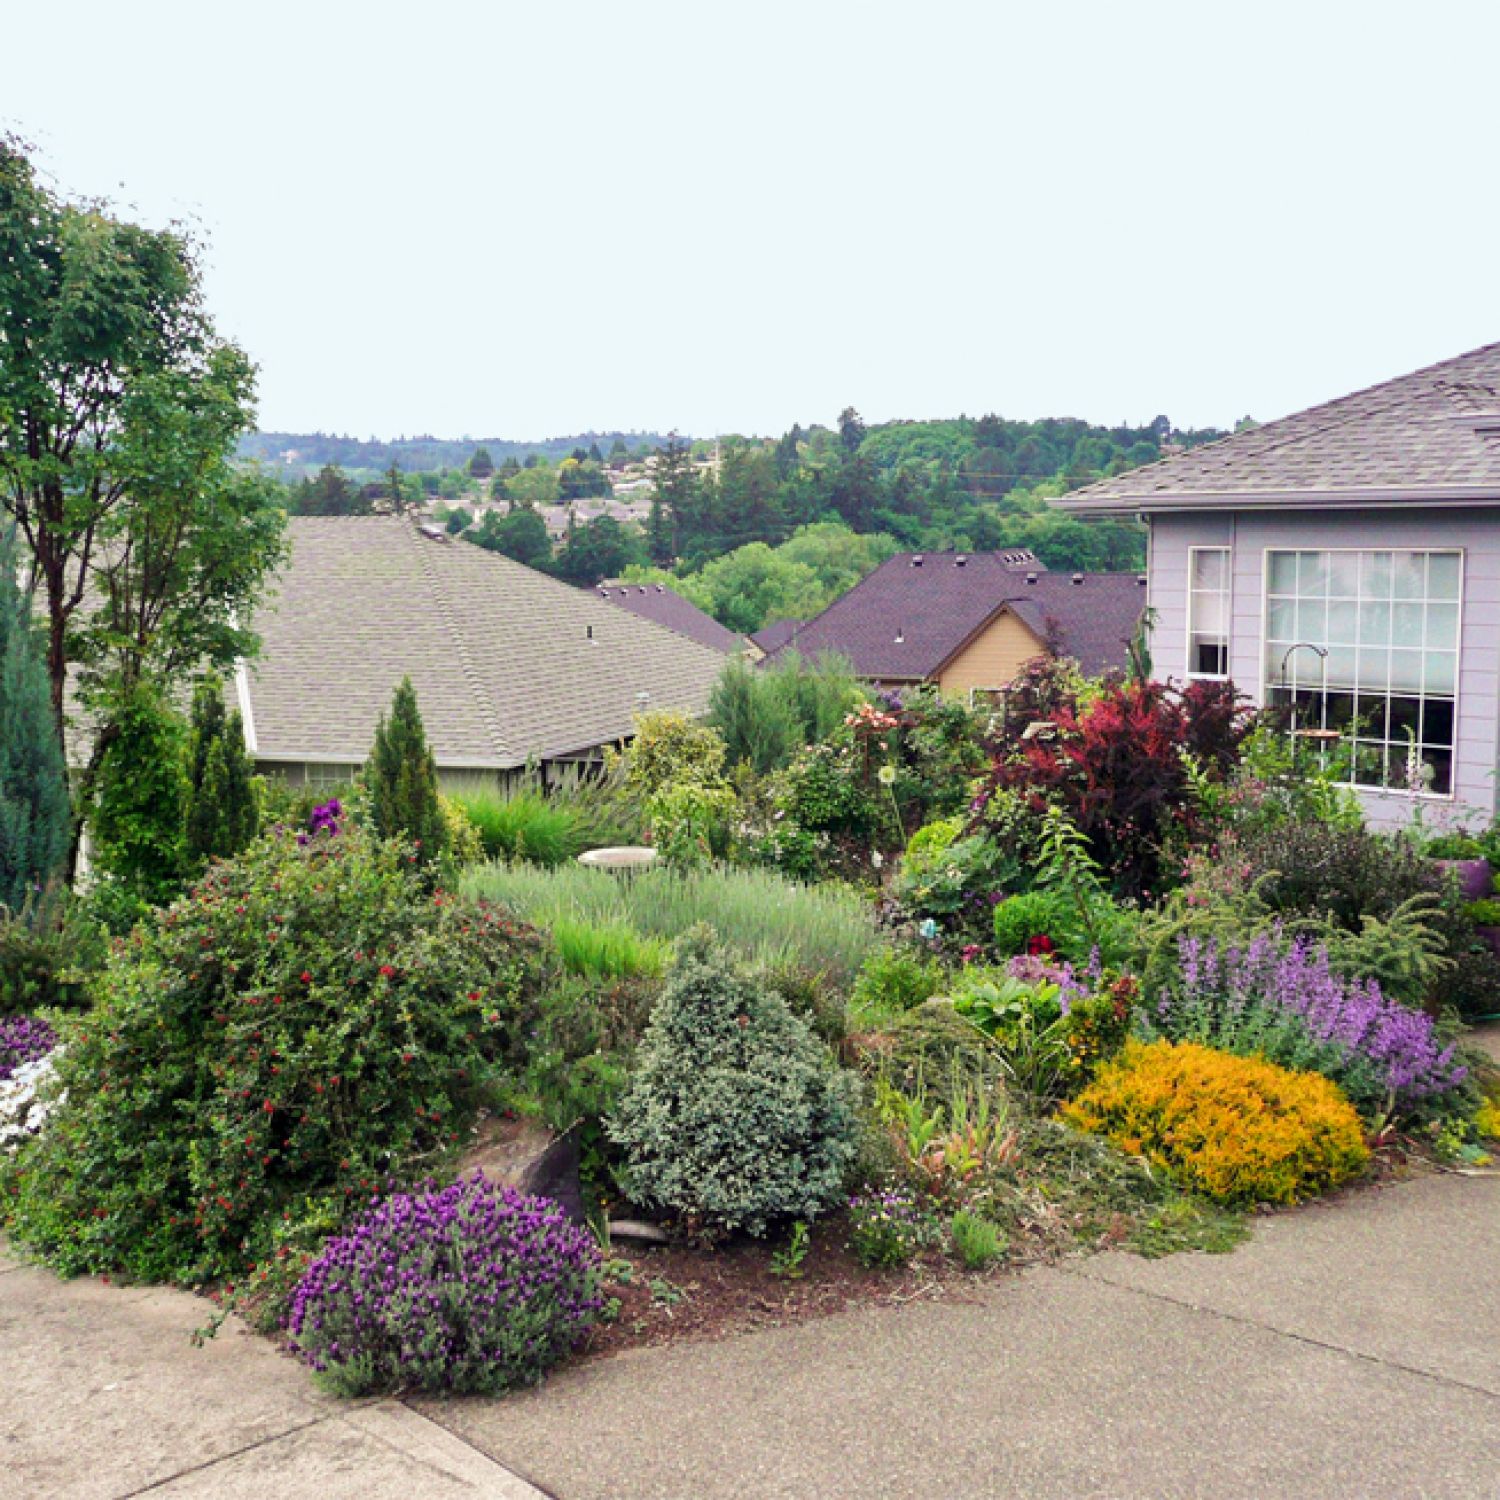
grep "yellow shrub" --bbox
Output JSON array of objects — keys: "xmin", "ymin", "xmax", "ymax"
[
  {"xmin": 438, "ymin": 794, "xmax": 485, "ymax": 867},
  {"xmin": 1063, "ymin": 1040, "xmax": 1369, "ymax": 1206}
]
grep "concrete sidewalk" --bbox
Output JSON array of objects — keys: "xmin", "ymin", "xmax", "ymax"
[{"xmin": 4, "ymin": 1170, "xmax": 1497, "ymax": 1499}]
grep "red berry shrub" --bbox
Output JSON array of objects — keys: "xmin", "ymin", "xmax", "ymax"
[{"xmin": 1, "ymin": 828, "xmax": 550, "ymax": 1284}]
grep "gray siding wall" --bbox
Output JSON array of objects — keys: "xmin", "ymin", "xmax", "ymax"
[{"xmin": 1149, "ymin": 508, "xmax": 1500, "ymax": 828}]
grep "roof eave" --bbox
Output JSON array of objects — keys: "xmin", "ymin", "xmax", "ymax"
[{"xmin": 1055, "ymin": 483, "xmax": 1500, "ymax": 516}]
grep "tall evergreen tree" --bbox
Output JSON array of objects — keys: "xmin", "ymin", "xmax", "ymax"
[
  {"xmin": 365, "ymin": 677, "xmax": 448, "ymax": 868},
  {"xmin": 183, "ymin": 676, "xmax": 259, "ymax": 869},
  {"xmin": 468, "ymin": 446, "xmax": 495, "ymax": 478},
  {"xmin": 0, "ymin": 528, "xmax": 70, "ymax": 908}
]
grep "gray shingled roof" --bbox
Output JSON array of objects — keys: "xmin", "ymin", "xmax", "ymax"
[
  {"xmin": 750, "ymin": 618, "xmax": 804, "ymax": 654},
  {"xmin": 240, "ymin": 517, "xmax": 728, "ymax": 768},
  {"xmin": 1057, "ymin": 340, "xmax": 1500, "ymax": 513},
  {"xmin": 767, "ymin": 552, "xmax": 1144, "ymax": 680},
  {"xmin": 594, "ymin": 581, "xmax": 745, "ymax": 655}
]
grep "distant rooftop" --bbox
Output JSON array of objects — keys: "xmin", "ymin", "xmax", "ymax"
[{"xmin": 595, "ymin": 581, "xmax": 745, "ymax": 655}]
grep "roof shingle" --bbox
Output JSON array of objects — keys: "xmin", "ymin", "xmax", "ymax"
[
  {"xmin": 1058, "ymin": 340, "xmax": 1500, "ymax": 512},
  {"xmin": 594, "ymin": 581, "xmax": 745, "ymax": 655},
  {"xmin": 243, "ymin": 517, "xmax": 728, "ymax": 768}
]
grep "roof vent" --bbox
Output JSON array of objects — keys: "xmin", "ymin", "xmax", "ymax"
[
  {"xmin": 586, "ymin": 623, "xmax": 596, "ymax": 641},
  {"xmin": 638, "ymin": 586, "xmax": 648, "ymax": 594},
  {"xmin": 1025, "ymin": 571, "xmax": 1038, "ymax": 585},
  {"xmin": 1137, "ymin": 574, "xmax": 1149, "ymax": 587},
  {"xmin": 911, "ymin": 554, "xmax": 924, "ymax": 567},
  {"xmin": 955, "ymin": 554, "xmax": 968, "ymax": 567},
  {"xmin": 1071, "ymin": 573, "xmax": 1084, "ymax": 585},
  {"xmin": 418, "ymin": 524, "xmax": 448, "ymax": 543},
  {"xmin": 894, "ymin": 628, "xmax": 905, "ymax": 645},
  {"xmin": 655, "ymin": 584, "xmax": 665, "ymax": 593}
]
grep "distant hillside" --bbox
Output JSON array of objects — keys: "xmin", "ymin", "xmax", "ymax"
[{"xmin": 239, "ymin": 430, "xmax": 676, "ymax": 477}]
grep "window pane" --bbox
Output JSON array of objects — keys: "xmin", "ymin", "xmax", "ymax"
[
  {"xmin": 1192, "ymin": 589, "xmax": 1227, "ymax": 634},
  {"xmin": 1359, "ymin": 600, "xmax": 1391, "ymax": 645},
  {"xmin": 1191, "ymin": 549, "xmax": 1226, "ymax": 589},
  {"xmin": 1388, "ymin": 695, "xmax": 1421, "ymax": 746},
  {"xmin": 1422, "ymin": 698, "xmax": 1455, "ymax": 749},
  {"xmin": 1390, "ymin": 649, "xmax": 1424, "ymax": 693},
  {"xmin": 1426, "ymin": 601, "xmax": 1459, "ymax": 650},
  {"xmin": 1324, "ymin": 645, "xmax": 1357, "ymax": 689},
  {"xmin": 1327, "ymin": 600, "xmax": 1358, "ymax": 645},
  {"xmin": 1360, "ymin": 551, "xmax": 1393, "ymax": 598},
  {"xmin": 1296, "ymin": 597, "xmax": 1327, "ymax": 640},
  {"xmin": 1267, "ymin": 597, "xmax": 1296, "ymax": 638},
  {"xmin": 1392, "ymin": 551, "xmax": 1426, "ymax": 598},
  {"xmin": 1424, "ymin": 651, "xmax": 1457, "ymax": 695},
  {"xmin": 1327, "ymin": 553, "xmax": 1359, "ymax": 597},
  {"xmin": 1428, "ymin": 552, "xmax": 1461, "ymax": 601},
  {"xmin": 1422, "ymin": 748, "xmax": 1453, "ymax": 795},
  {"xmin": 1391, "ymin": 601, "xmax": 1425, "ymax": 648},
  {"xmin": 1353, "ymin": 693, "xmax": 1389, "ymax": 740},
  {"xmin": 1268, "ymin": 552, "xmax": 1299, "ymax": 594},
  {"xmin": 1357, "ymin": 649, "xmax": 1390, "ymax": 691},
  {"xmin": 1298, "ymin": 552, "xmax": 1329, "ymax": 595}
]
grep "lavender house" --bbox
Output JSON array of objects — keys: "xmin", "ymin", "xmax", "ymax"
[{"xmin": 1057, "ymin": 342, "xmax": 1500, "ymax": 827}]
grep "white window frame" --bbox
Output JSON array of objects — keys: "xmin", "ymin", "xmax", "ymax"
[
  {"xmin": 1186, "ymin": 546, "xmax": 1233, "ymax": 680},
  {"xmin": 1257, "ymin": 546, "xmax": 1464, "ymax": 801}
]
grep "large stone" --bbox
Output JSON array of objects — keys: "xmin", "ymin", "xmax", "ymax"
[{"xmin": 455, "ymin": 1113, "xmax": 585, "ymax": 1223}]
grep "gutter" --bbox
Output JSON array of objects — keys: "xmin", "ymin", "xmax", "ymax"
[{"xmin": 1055, "ymin": 484, "xmax": 1500, "ymax": 516}]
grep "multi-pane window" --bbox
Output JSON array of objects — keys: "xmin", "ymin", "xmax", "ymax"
[
  {"xmin": 1187, "ymin": 547, "xmax": 1231, "ymax": 678},
  {"xmin": 1264, "ymin": 549, "xmax": 1461, "ymax": 795}
]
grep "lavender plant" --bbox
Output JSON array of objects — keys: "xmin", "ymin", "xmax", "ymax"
[
  {"xmin": 0, "ymin": 1015, "xmax": 57, "ymax": 1082},
  {"xmin": 1148, "ymin": 933, "xmax": 1467, "ymax": 1119},
  {"xmin": 286, "ymin": 1175, "xmax": 602, "ymax": 1396}
]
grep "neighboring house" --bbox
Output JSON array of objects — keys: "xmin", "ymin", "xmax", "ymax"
[
  {"xmin": 237, "ymin": 516, "xmax": 728, "ymax": 791},
  {"xmin": 594, "ymin": 581, "xmax": 747, "ymax": 655},
  {"xmin": 748, "ymin": 618, "xmax": 804, "ymax": 659},
  {"xmin": 767, "ymin": 551, "xmax": 1146, "ymax": 695},
  {"xmin": 1055, "ymin": 340, "xmax": 1500, "ymax": 826}
]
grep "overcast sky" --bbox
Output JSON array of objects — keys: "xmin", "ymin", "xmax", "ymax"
[{"xmin": 7, "ymin": 2, "xmax": 1498, "ymax": 441}]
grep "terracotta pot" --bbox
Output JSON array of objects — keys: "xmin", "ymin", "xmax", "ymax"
[{"xmin": 1434, "ymin": 858, "xmax": 1493, "ymax": 902}]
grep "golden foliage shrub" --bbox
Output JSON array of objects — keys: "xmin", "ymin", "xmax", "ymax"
[{"xmin": 1062, "ymin": 1040, "xmax": 1369, "ymax": 1205}]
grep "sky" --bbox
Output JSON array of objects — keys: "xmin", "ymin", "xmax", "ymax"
[{"xmin": 7, "ymin": 1, "xmax": 1499, "ymax": 442}]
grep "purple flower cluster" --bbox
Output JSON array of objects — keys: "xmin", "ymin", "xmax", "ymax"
[
  {"xmin": 0, "ymin": 1016, "xmax": 58, "ymax": 1083},
  {"xmin": 847, "ymin": 1186, "xmax": 935, "ymax": 1269},
  {"xmin": 286, "ymin": 1174, "xmax": 602, "ymax": 1395},
  {"xmin": 1004, "ymin": 954, "xmax": 1092, "ymax": 1014},
  {"xmin": 1162, "ymin": 933, "xmax": 1467, "ymax": 1113},
  {"xmin": 297, "ymin": 799, "xmax": 343, "ymax": 847}
]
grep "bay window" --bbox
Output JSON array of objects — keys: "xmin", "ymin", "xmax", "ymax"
[{"xmin": 1264, "ymin": 548, "xmax": 1461, "ymax": 795}]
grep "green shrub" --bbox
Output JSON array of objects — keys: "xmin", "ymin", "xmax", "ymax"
[
  {"xmin": 183, "ymin": 676, "xmax": 258, "ymax": 873},
  {"xmin": 644, "ymin": 780, "xmax": 738, "ymax": 868},
  {"xmin": 463, "ymin": 862, "xmax": 879, "ymax": 992},
  {"xmin": 1463, "ymin": 898, "xmax": 1500, "ymax": 927},
  {"xmin": 850, "ymin": 945, "xmax": 948, "ymax": 1022},
  {"xmin": 949, "ymin": 1208, "xmax": 1006, "ymax": 1269},
  {"xmin": 437, "ymin": 794, "xmax": 485, "ymax": 867},
  {"xmin": 0, "ymin": 891, "xmax": 104, "ymax": 1014},
  {"xmin": 453, "ymin": 788, "xmax": 587, "ymax": 866},
  {"xmin": 364, "ymin": 677, "xmax": 447, "ymax": 870},
  {"xmin": 0, "ymin": 526, "xmax": 71, "ymax": 909},
  {"xmin": 88, "ymin": 680, "xmax": 189, "ymax": 914},
  {"xmin": 608, "ymin": 931, "xmax": 860, "ymax": 1241},
  {"xmin": 1064, "ymin": 1040, "xmax": 1370, "ymax": 1206},
  {"xmin": 609, "ymin": 710, "xmax": 728, "ymax": 797},
  {"xmin": 902, "ymin": 817, "xmax": 964, "ymax": 872},
  {"xmin": 852, "ymin": 1001, "xmax": 1009, "ymax": 1116},
  {"xmin": 846, "ymin": 1185, "xmax": 937, "ymax": 1268},
  {"xmin": 1, "ymin": 828, "xmax": 550, "ymax": 1283},
  {"xmin": 709, "ymin": 652, "xmax": 864, "ymax": 775},
  {"xmin": 992, "ymin": 889, "xmax": 1084, "ymax": 961}
]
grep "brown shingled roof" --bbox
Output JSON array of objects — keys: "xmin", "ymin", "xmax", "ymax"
[
  {"xmin": 240, "ymin": 517, "xmax": 728, "ymax": 769},
  {"xmin": 595, "ymin": 581, "xmax": 745, "ymax": 655},
  {"xmin": 1057, "ymin": 340, "xmax": 1500, "ymax": 513},
  {"xmin": 767, "ymin": 552, "xmax": 1143, "ymax": 681}
]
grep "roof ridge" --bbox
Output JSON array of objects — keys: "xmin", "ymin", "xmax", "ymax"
[{"xmin": 400, "ymin": 519, "xmax": 516, "ymax": 764}]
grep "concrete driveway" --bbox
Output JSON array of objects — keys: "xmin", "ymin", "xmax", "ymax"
[{"xmin": 3, "ymin": 1168, "xmax": 1497, "ymax": 1499}]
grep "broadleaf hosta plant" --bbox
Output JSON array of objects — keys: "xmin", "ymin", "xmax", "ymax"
[{"xmin": 287, "ymin": 1176, "xmax": 601, "ymax": 1396}]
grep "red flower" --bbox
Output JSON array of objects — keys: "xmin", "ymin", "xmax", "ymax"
[
  {"xmin": 300, "ymin": 971, "xmax": 312, "ymax": 984},
  {"xmin": 1027, "ymin": 934, "xmax": 1056, "ymax": 956},
  {"xmin": 379, "ymin": 964, "xmax": 397, "ymax": 979}
]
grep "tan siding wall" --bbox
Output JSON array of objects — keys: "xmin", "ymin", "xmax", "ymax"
[{"xmin": 934, "ymin": 610, "xmax": 1046, "ymax": 695}]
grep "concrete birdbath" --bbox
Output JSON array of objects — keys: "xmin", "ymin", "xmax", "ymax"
[{"xmin": 577, "ymin": 845, "xmax": 659, "ymax": 873}]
